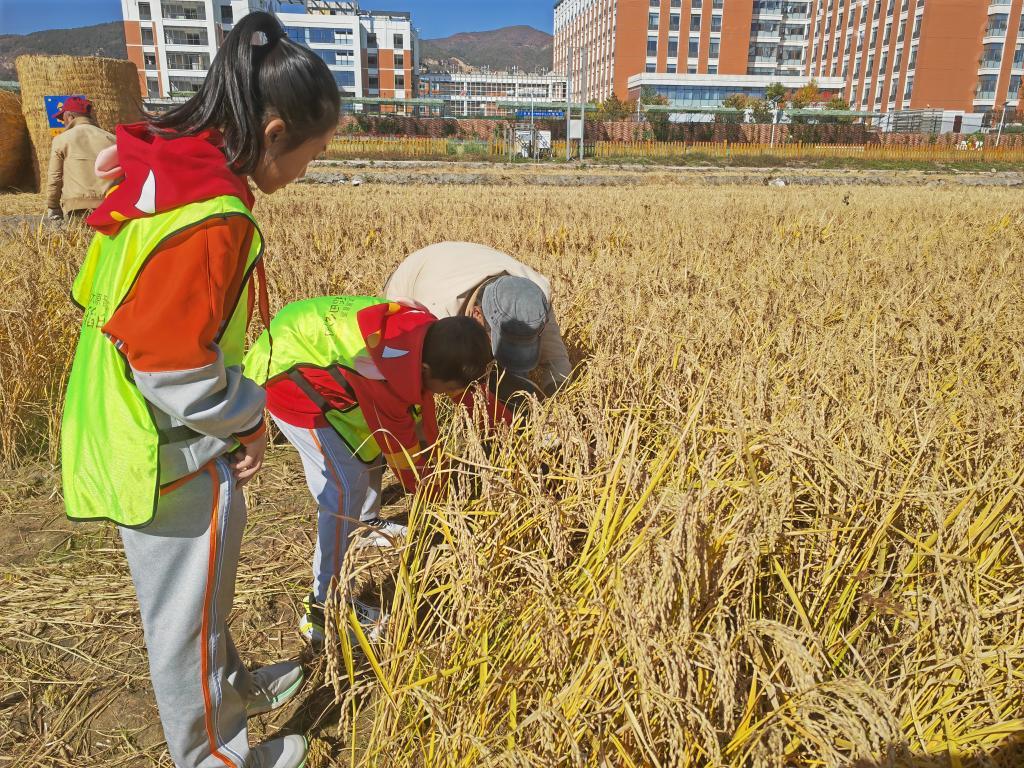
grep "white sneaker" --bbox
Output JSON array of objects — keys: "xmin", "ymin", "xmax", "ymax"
[
  {"xmin": 355, "ymin": 518, "xmax": 408, "ymax": 548},
  {"xmin": 254, "ymin": 734, "xmax": 307, "ymax": 768},
  {"xmin": 246, "ymin": 661, "xmax": 305, "ymax": 718},
  {"xmin": 352, "ymin": 599, "xmax": 389, "ymax": 643}
]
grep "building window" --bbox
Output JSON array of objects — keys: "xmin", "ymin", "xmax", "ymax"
[
  {"xmin": 690, "ymin": 14, "xmax": 702, "ymax": 31},
  {"xmin": 368, "ymin": 53, "xmax": 378, "ymax": 68},
  {"xmin": 1014, "ymin": 43, "xmax": 1024, "ymax": 66},
  {"xmin": 710, "ymin": 39, "xmax": 720, "ymax": 58},
  {"xmin": 670, "ymin": 14, "xmax": 680, "ymax": 30},
  {"xmin": 668, "ymin": 39, "xmax": 679, "ymax": 57},
  {"xmin": 221, "ymin": 5, "xmax": 233, "ymax": 24},
  {"xmin": 646, "ymin": 62, "xmax": 657, "ymax": 72},
  {"xmin": 309, "ymin": 28, "xmax": 333, "ymax": 44},
  {"xmin": 139, "ymin": 2, "xmax": 151, "ymax": 21},
  {"xmin": 285, "ymin": 27, "xmax": 305, "ymax": 44},
  {"xmin": 708, "ymin": 64, "xmax": 718, "ymax": 73},
  {"xmin": 904, "ymin": 74, "xmax": 914, "ymax": 99},
  {"xmin": 368, "ymin": 76, "xmax": 379, "ymax": 90},
  {"xmin": 688, "ymin": 65, "xmax": 697, "ymax": 73},
  {"xmin": 147, "ymin": 77, "xmax": 159, "ymax": 96},
  {"xmin": 144, "ymin": 52, "xmax": 157, "ymax": 69},
  {"xmin": 367, "ymin": 33, "xmax": 378, "ymax": 48},
  {"xmin": 164, "ymin": 27, "xmax": 208, "ymax": 46},
  {"xmin": 692, "ymin": 0, "xmax": 702, "ymax": 7},
  {"xmin": 667, "ymin": 64, "xmax": 677, "ymax": 73},
  {"xmin": 161, "ymin": 1, "xmax": 205, "ymax": 21},
  {"xmin": 1009, "ymin": 74, "xmax": 1021, "ymax": 96},
  {"xmin": 688, "ymin": 37, "xmax": 700, "ymax": 57},
  {"xmin": 167, "ymin": 51, "xmax": 210, "ymax": 70},
  {"xmin": 395, "ymin": 74, "xmax": 405, "ymax": 89},
  {"xmin": 711, "ymin": 15, "xmax": 722, "ymax": 32},
  {"xmin": 649, "ymin": 13, "xmax": 659, "ymax": 29},
  {"xmin": 394, "ymin": 53, "xmax": 405, "ymax": 68},
  {"xmin": 334, "ymin": 70, "xmax": 355, "ymax": 88},
  {"xmin": 316, "ymin": 49, "xmax": 336, "ymax": 65},
  {"xmin": 976, "ymin": 74, "xmax": 997, "ymax": 98},
  {"xmin": 647, "ymin": 36, "xmax": 658, "ymax": 56},
  {"xmin": 141, "ymin": 26, "xmax": 154, "ymax": 45},
  {"xmin": 394, "ymin": 33, "xmax": 404, "ymax": 49}
]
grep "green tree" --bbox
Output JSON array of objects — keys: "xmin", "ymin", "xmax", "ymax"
[
  {"xmin": 721, "ymin": 93, "xmax": 750, "ymax": 124},
  {"xmin": 595, "ymin": 94, "xmax": 634, "ymax": 121},
  {"xmin": 750, "ymin": 98, "xmax": 774, "ymax": 124},
  {"xmin": 641, "ymin": 86, "xmax": 672, "ymax": 140},
  {"xmin": 765, "ymin": 82, "xmax": 787, "ymax": 106}
]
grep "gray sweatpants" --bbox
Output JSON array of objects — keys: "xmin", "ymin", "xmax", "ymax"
[
  {"xmin": 120, "ymin": 458, "xmax": 253, "ymax": 768},
  {"xmin": 273, "ymin": 417, "xmax": 383, "ymax": 605}
]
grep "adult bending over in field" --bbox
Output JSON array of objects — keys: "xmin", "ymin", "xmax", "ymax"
[
  {"xmin": 60, "ymin": 13, "xmax": 339, "ymax": 768},
  {"xmin": 243, "ymin": 298, "xmax": 492, "ymax": 651},
  {"xmin": 44, "ymin": 96, "xmax": 115, "ymax": 220},
  {"xmin": 384, "ymin": 242, "xmax": 573, "ymax": 421}
]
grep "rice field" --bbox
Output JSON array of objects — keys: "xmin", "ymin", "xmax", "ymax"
[{"xmin": 1, "ymin": 173, "xmax": 1023, "ymax": 767}]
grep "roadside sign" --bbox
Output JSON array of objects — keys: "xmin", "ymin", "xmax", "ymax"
[
  {"xmin": 516, "ymin": 109, "xmax": 565, "ymax": 119},
  {"xmin": 44, "ymin": 95, "xmax": 84, "ymax": 136}
]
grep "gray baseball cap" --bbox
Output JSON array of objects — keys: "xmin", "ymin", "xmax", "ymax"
[{"xmin": 479, "ymin": 276, "xmax": 550, "ymax": 375}]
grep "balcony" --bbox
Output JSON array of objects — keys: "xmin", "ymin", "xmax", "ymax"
[
  {"xmin": 975, "ymin": 89, "xmax": 996, "ymax": 100},
  {"xmin": 979, "ymin": 58, "xmax": 1003, "ymax": 71}
]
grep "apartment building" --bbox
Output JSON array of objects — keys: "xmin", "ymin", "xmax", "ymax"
[
  {"xmin": 805, "ymin": 0, "xmax": 1001, "ymax": 114},
  {"xmin": 121, "ymin": 0, "xmax": 417, "ymax": 106},
  {"xmin": 554, "ymin": 0, "xmax": 1020, "ymax": 114},
  {"xmin": 419, "ymin": 72, "xmax": 568, "ymax": 117}
]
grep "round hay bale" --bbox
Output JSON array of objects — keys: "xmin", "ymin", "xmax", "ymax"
[
  {"xmin": 0, "ymin": 90, "xmax": 33, "ymax": 191},
  {"xmin": 15, "ymin": 55, "xmax": 143, "ymax": 190}
]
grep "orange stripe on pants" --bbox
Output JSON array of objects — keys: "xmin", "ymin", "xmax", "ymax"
[{"xmin": 199, "ymin": 464, "xmax": 238, "ymax": 768}]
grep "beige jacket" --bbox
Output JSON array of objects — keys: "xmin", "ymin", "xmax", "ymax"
[
  {"xmin": 45, "ymin": 115, "xmax": 116, "ymax": 214},
  {"xmin": 384, "ymin": 242, "xmax": 573, "ymax": 395}
]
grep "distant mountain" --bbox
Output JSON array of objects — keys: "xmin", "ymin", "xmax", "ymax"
[
  {"xmin": 421, "ymin": 26, "xmax": 553, "ymax": 75},
  {"xmin": 0, "ymin": 22, "xmax": 127, "ymax": 81}
]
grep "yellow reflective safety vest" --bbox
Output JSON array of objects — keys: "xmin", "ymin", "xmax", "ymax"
[
  {"xmin": 61, "ymin": 195, "xmax": 263, "ymax": 528},
  {"xmin": 243, "ymin": 296, "xmax": 387, "ymax": 464}
]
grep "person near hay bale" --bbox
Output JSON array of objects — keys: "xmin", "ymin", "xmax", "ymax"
[
  {"xmin": 43, "ymin": 96, "xmax": 115, "ymax": 220},
  {"xmin": 384, "ymin": 242, "xmax": 572, "ymax": 420},
  {"xmin": 59, "ymin": 13, "xmax": 339, "ymax": 768},
  {"xmin": 243, "ymin": 298, "xmax": 493, "ymax": 651}
]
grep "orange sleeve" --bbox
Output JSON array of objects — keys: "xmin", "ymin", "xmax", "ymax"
[
  {"xmin": 103, "ymin": 216, "xmax": 255, "ymax": 373},
  {"xmin": 349, "ymin": 376, "xmax": 427, "ymax": 493}
]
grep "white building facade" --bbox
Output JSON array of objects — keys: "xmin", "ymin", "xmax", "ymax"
[
  {"xmin": 419, "ymin": 72, "xmax": 568, "ymax": 118},
  {"xmin": 121, "ymin": 0, "xmax": 417, "ymax": 107}
]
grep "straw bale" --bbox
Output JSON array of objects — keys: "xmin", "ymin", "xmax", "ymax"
[
  {"xmin": 15, "ymin": 55, "xmax": 142, "ymax": 189},
  {"xmin": 0, "ymin": 90, "xmax": 33, "ymax": 190}
]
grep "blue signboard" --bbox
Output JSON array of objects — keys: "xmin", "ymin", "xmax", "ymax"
[
  {"xmin": 44, "ymin": 95, "xmax": 85, "ymax": 135},
  {"xmin": 516, "ymin": 109, "xmax": 565, "ymax": 119}
]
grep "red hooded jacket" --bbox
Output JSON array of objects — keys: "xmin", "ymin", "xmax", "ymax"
[
  {"xmin": 267, "ymin": 301, "xmax": 440, "ymax": 493},
  {"xmin": 87, "ymin": 122, "xmax": 254, "ymax": 235}
]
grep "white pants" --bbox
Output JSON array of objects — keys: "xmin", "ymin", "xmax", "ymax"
[
  {"xmin": 120, "ymin": 458, "xmax": 253, "ymax": 768},
  {"xmin": 273, "ymin": 416, "xmax": 383, "ymax": 604}
]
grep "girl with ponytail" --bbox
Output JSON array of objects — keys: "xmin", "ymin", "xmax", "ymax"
[{"xmin": 61, "ymin": 12, "xmax": 338, "ymax": 768}]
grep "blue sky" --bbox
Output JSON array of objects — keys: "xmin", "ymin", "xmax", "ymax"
[{"xmin": 0, "ymin": 0, "xmax": 554, "ymax": 37}]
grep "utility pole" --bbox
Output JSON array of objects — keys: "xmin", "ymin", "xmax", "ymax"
[
  {"xmin": 566, "ymin": 46, "xmax": 574, "ymax": 162},
  {"xmin": 996, "ymin": 100, "xmax": 1008, "ymax": 147},
  {"xmin": 579, "ymin": 47, "xmax": 588, "ymax": 161}
]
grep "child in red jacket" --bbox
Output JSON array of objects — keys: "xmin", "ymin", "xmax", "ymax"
[{"xmin": 245, "ymin": 297, "xmax": 492, "ymax": 648}]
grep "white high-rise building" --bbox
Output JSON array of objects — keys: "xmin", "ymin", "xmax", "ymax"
[{"xmin": 120, "ymin": 1, "xmax": 417, "ymax": 108}]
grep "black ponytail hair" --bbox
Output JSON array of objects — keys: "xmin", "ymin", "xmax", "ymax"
[{"xmin": 149, "ymin": 11, "xmax": 340, "ymax": 174}]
